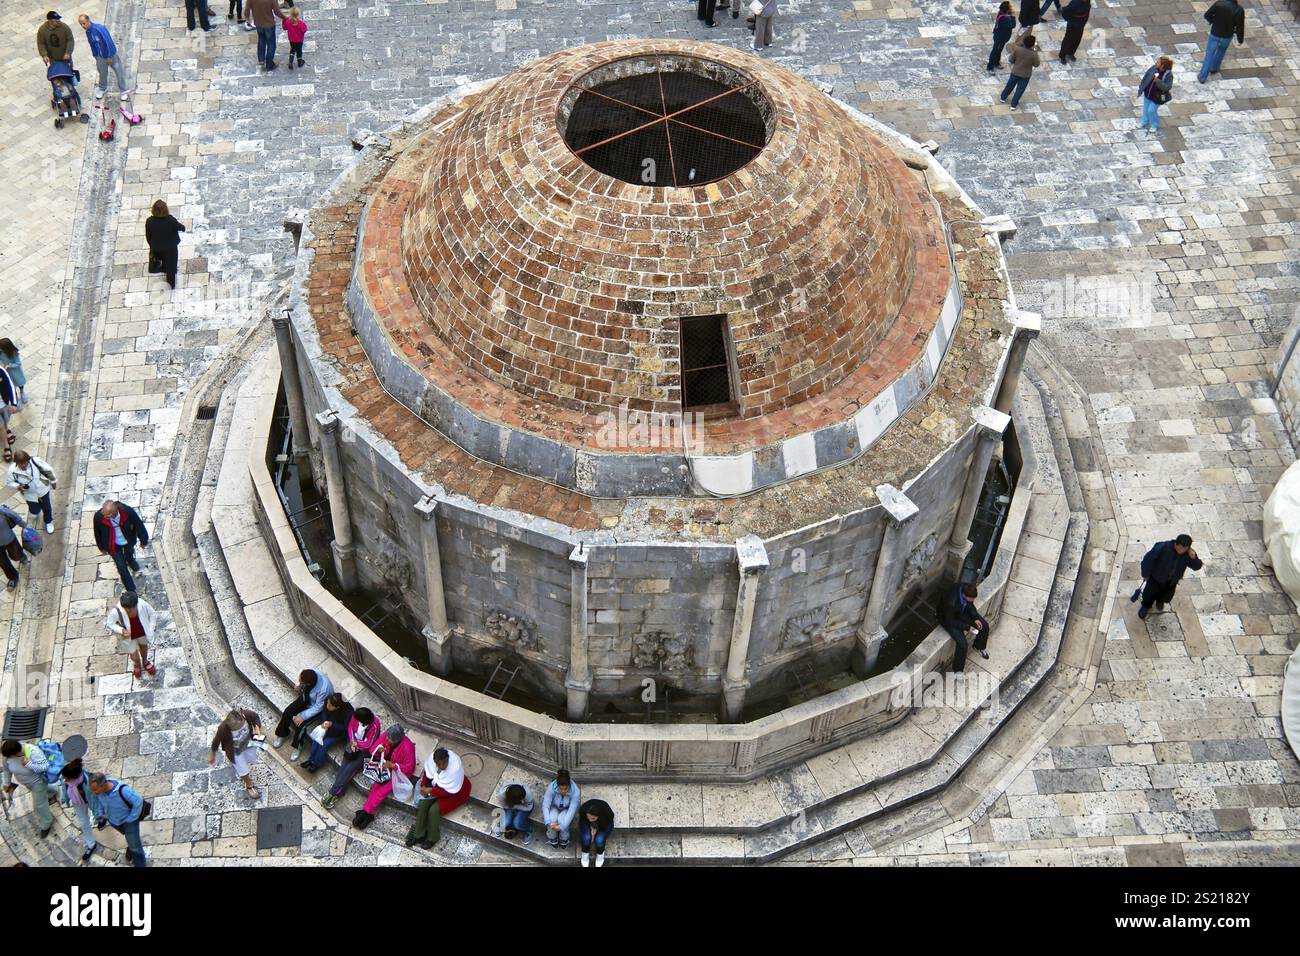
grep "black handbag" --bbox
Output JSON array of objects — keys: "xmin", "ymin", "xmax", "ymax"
[
  {"xmin": 140, "ymin": 799, "xmax": 152, "ymax": 820},
  {"xmin": 147, "ymin": 252, "xmax": 164, "ymax": 274}
]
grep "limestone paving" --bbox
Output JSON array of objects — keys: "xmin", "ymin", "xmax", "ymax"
[{"xmin": 0, "ymin": 0, "xmax": 1297, "ymax": 865}]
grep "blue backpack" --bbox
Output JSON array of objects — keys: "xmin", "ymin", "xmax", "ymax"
[
  {"xmin": 21, "ymin": 527, "xmax": 42, "ymax": 556},
  {"xmin": 30, "ymin": 740, "xmax": 65, "ymax": 785}
]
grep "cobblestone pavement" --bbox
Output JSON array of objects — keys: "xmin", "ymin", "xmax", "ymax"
[{"xmin": 1, "ymin": 0, "xmax": 1298, "ymax": 864}]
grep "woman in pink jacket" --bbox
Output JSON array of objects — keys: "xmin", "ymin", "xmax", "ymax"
[
  {"xmin": 353, "ymin": 724, "xmax": 415, "ymax": 830},
  {"xmin": 279, "ymin": 7, "xmax": 306, "ymax": 70},
  {"xmin": 319, "ymin": 707, "xmax": 381, "ymax": 810}
]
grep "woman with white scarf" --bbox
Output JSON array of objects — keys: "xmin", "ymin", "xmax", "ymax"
[{"xmin": 404, "ymin": 747, "xmax": 471, "ymax": 849}]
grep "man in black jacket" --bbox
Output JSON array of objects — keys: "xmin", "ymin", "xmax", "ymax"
[
  {"xmin": 939, "ymin": 581, "xmax": 990, "ymax": 672},
  {"xmin": 1198, "ymin": 0, "xmax": 1244, "ymax": 83},
  {"xmin": 1136, "ymin": 534, "xmax": 1203, "ymax": 619},
  {"xmin": 92, "ymin": 499, "xmax": 149, "ymax": 592}
]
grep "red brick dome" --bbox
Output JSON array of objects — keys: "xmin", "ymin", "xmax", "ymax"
[{"xmin": 397, "ymin": 40, "xmax": 942, "ymax": 423}]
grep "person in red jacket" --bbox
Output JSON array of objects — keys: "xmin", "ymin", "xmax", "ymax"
[{"xmin": 279, "ymin": 6, "xmax": 306, "ymax": 70}]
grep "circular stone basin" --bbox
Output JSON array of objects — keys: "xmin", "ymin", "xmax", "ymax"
[{"xmin": 560, "ymin": 55, "xmax": 773, "ymax": 187}]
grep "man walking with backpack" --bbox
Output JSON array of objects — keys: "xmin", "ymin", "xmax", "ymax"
[
  {"xmin": 90, "ymin": 772, "xmax": 148, "ymax": 866},
  {"xmin": 1198, "ymin": 0, "xmax": 1244, "ymax": 83},
  {"xmin": 1, "ymin": 739, "xmax": 55, "ymax": 838}
]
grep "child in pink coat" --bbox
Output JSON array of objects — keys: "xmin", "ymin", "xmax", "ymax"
[{"xmin": 279, "ymin": 6, "xmax": 306, "ymax": 70}]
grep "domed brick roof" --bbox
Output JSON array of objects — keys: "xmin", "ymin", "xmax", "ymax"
[{"xmin": 395, "ymin": 39, "xmax": 941, "ymax": 424}]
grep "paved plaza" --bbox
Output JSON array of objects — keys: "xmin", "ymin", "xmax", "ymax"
[{"xmin": 0, "ymin": 0, "xmax": 1298, "ymax": 866}]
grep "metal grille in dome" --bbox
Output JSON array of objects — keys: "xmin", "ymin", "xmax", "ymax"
[{"xmin": 563, "ymin": 58, "xmax": 769, "ymax": 188}]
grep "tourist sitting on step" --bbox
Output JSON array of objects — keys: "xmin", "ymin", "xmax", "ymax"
[
  {"xmin": 578, "ymin": 797, "xmax": 615, "ymax": 867},
  {"xmin": 273, "ymin": 667, "xmax": 334, "ymax": 762},
  {"xmin": 300, "ymin": 693, "xmax": 354, "ymax": 773},
  {"xmin": 404, "ymin": 747, "xmax": 471, "ymax": 849},
  {"xmin": 320, "ymin": 707, "xmax": 381, "ymax": 809},
  {"xmin": 493, "ymin": 781, "xmax": 535, "ymax": 844},
  {"xmin": 352, "ymin": 725, "xmax": 415, "ymax": 831},
  {"xmin": 939, "ymin": 581, "xmax": 991, "ymax": 672},
  {"xmin": 542, "ymin": 769, "xmax": 581, "ymax": 849}
]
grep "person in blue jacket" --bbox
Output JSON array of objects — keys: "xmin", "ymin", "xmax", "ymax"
[
  {"xmin": 77, "ymin": 15, "xmax": 129, "ymax": 99},
  {"xmin": 988, "ymin": 2, "xmax": 1017, "ymax": 72},
  {"xmin": 541, "ymin": 769, "xmax": 581, "ymax": 849},
  {"xmin": 1137, "ymin": 534, "xmax": 1203, "ymax": 619},
  {"xmin": 90, "ymin": 773, "xmax": 148, "ymax": 867},
  {"xmin": 273, "ymin": 668, "xmax": 334, "ymax": 761}
]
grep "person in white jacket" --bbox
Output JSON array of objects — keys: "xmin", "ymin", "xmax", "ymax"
[
  {"xmin": 105, "ymin": 591, "xmax": 158, "ymax": 678},
  {"xmin": 6, "ymin": 449, "xmax": 57, "ymax": 534}
]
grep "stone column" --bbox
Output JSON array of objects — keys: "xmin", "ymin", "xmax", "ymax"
[
  {"xmin": 565, "ymin": 543, "xmax": 592, "ymax": 721},
  {"xmin": 851, "ymin": 484, "xmax": 919, "ymax": 678},
  {"xmin": 947, "ymin": 406, "xmax": 1012, "ymax": 577},
  {"xmin": 993, "ymin": 311, "xmax": 1042, "ymax": 415},
  {"xmin": 720, "ymin": 535, "xmax": 770, "ymax": 722},
  {"xmin": 414, "ymin": 496, "xmax": 453, "ymax": 675},
  {"xmin": 271, "ymin": 311, "xmax": 312, "ymax": 470},
  {"xmin": 315, "ymin": 410, "xmax": 358, "ymax": 592}
]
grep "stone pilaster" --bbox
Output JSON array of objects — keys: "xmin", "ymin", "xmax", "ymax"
[
  {"xmin": 947, "ymin": 406, "xmax": 1012, "ymax": 577},
  {"xmin": 271, "ymin": 311, "xmax": 312, "ymax": 471},
  {"xmin": 993, "ymin": 311, "xmax": 1042, "ymax": 415},
  {"xmin": 720, "ymin": 535, "xmax": 770, "ymax": 722},
  {"xmin": 415, "ymin": 495, "xmax": 453, "ymax": 676},
  {"xmin": 315, "ymin": 410, "xmax": 358, "ymax": 592},
  {"xmin": 851, "ymin": 484, "xmax": 919, "ymax": 678},
  {"xmin": 564, "ymin": 543, "xmax": 592, "ymax": 721}
]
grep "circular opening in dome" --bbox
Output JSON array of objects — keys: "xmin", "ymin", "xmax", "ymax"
[{"xmin": 559, "ymin": 55, "xmax": 773, "ymax": 188}]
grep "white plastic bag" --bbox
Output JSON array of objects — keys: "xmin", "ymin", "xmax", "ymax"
[
  {"xmin": 391, "ymin": 767, "xmax": 415, "ymax": 804},
  {"xmin": 309, "ymin": 724, "xmax": 326, "ymax": 745},
  {"xmin": 749, "ymin": 0, "xmax": 763, "ymax": 14}
]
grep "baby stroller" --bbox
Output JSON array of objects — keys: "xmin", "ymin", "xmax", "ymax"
[{"xmin": 48, "ymin": 61, "xmax": 89, "ymax": 129}]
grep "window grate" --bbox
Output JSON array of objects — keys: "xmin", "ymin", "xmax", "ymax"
[
  {"xmin": 563, "ymin": 57, "xmax": 769, "ymax": 187},
  {"xmin": 679, "ymin": 315, "xmax": 733, "ymax": 409},
  {"xmin": 1, "ymin": 708, "xmax": 47, "ymax": 740}
]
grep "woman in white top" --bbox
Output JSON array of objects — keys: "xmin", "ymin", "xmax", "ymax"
[
  {"xmin": 5, "ymin": 450, "xmax": 56, "ymax": 534},
  {"xmin": 105, "ymin": 591, "xmax": 158, "ymax": 678},
  {"xmin": 209, "ymin": 708, "xmax": 265, "ymax": 800}
]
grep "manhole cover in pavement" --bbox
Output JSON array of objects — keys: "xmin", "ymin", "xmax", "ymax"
[
  {"xmin": 256, "ymin": 806, "xmax": 303, "ymax": 850},
  {"xmin": 461, "ymin": 753, "xmax": 484, "ymax": 777},
  {"xmin": 1146, "ymin": 612, "xmax": 1185, "ymax": 642}
]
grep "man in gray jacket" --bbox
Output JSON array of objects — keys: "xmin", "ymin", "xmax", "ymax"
[{"xmin": 2, "ymin": 739, "xmax": 53, "ymax": 838}]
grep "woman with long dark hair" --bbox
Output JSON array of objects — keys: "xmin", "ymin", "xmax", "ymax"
[
  {"xmin": 144, "ymin": 199, "xmax": 185, "ymax": 289},
  {"xmin": 988, "ymin": 2, "xmax": 1017, "ymax": 72}
]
